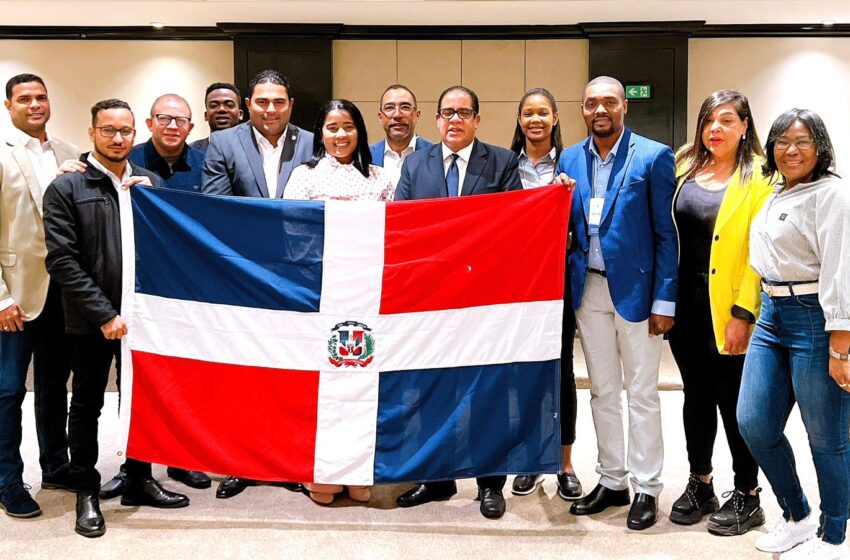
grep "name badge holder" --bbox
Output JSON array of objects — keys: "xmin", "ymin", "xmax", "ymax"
[{"xmin": 588, "ymin": 197, "xmax": 604, "ymax": 236}]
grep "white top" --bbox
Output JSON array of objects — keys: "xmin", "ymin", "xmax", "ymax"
[
  {"xmin": 381, "ymin": 135, "xmax": 419, "ymax": 188},
  {"xmin": 750, "ymin": 176, "xmax": 850, "ymax": 331},
  {"xmin": 252, "ymin": 126, "xmax": 286, "ymax": 198},
  {"xmin": 441, "ymin": 141, "xmax": 475, "ymax": 196},
  {"xmin": 86, "ymin": 152, "xmax": 131, "ymax": 191},
  {"xmin": 15, "ymin": 127, "xmax": 59, "ymax": 197},
  {"xmin": 284, "ymin": 154, "xmax": 394, "ymax": 202}
]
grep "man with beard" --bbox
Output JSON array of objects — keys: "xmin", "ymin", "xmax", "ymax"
[
  {"xmin": 191, "ymin": 83, "xmax": 243, "ymax": 154},
  {"xmin": 43, "ymin": 99, "xmax": 190, "ymax": 537},
  {"xmin": 369, "ymin": 84, "xmax": 432, "ymax": 188},
  {"xmin": 555, "ymin": 76, "xmax": 677, "ymax": 531}
]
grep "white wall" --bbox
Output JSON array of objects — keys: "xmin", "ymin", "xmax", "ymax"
[
  {"xmin": 689, "ymin": 38, "xmax": 850, "ymax": 175},
  {"xmin": 0, "ymin": 40, "xmax": 234, "ymax": 150}
]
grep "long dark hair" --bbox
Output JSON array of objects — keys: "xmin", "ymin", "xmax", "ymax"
[
  {"xmin": 306, "ymin": 99, "xmax": 372, "ymax": 178},
  {"xmin": 510, "ymin": 88, "xmax": 564, "ymax": 156},
  {"xmin": 676, "ymin": 89, "xmax": 763, "ymax": 183},
  {"xmin": 763, "ymin": 108, "xmax": 838, "ymax": 183}
]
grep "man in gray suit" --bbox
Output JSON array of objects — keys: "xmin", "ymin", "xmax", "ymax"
[{"xmin": 201, "ymin": 69, "xmax": 313, "ymax": 199}]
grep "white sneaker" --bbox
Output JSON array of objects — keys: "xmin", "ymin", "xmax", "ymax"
[
  {"xmin": 779, "ymin": 537, "xmax": 850, "ymax": 560},
  {"xmin": 756, "ymin": 515, "xmax": 819, "ymax": 553}
]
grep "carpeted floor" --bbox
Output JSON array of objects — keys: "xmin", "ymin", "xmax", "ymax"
[{"xmin": 2, "ymin": 387, "xmax": 824, "ymax": 560}]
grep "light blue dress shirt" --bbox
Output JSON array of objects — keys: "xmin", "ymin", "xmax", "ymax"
[{"xmin": 587, "ymin": 133, "xmax": 624, "ymax": 271}]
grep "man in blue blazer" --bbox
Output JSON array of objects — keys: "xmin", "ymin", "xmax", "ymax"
[
  {"xmin": 369, "ymin": 84, "xmax": 433, "ymax": 188},
  {"xmin": 201, "ymin": 69, "xmax": 313, "ymax": 199},
  {"xmin": 556, "ymin": 76, "xmax": 678, "ymax": 531},
  {"xmin": 394, "ymin": 85, "xmax": 521, "ymax": 519}
]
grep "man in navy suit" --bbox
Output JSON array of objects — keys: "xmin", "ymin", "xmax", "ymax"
[
  {"xmin": 556, "ymin": 76, "xmax": 678, "ymax": 530},
  {"xmin": 201, "ymin": 69, "xmax": 313, "ymax": 199},
  {"xmin": 369, "ymin": 84, "xmax": 432, "ymax": 188},
  {"xmin": 394, "ymin": 85, "xmax": 521, "ymax": 519}
]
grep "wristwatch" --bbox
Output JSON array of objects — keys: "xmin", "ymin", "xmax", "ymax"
[{"xmin": 830, "ymin": 346, "xmax": 850, "ymax": 361}]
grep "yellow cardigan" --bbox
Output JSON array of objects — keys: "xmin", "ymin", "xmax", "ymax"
[{"xmin": 674, "ymin": 156, "xmax": 775, "ymax": 354}]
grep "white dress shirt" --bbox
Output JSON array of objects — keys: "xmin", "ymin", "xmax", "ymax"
[
  {"xmin": 441, "ymin": 141, "xmax": 475, "ymax": 196},
  {"xmin": 86, "ymin": 152, "xmax": 131, "ymax": 190},
  {"xmin": 15, "ymin": 128, "xmax": 59, "ymax": 197},
  {"xmin": 382, "ymin": 136, "xmax": 419, "ymax": 188},
  {"xmin": 252, "ymin": 127, "xmax": 286, "ymax": 198}
]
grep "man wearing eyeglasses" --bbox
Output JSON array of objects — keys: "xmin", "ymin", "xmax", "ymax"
[
  {"xmin": 393, "ymin": 85, "xmax": 521, "ymax": 519},
  {"xmin": 43, "ymin": 99, "xmax": 190, "ymax": 538},
  {"xmin": 127, "ymin": 94, "xmax": 206, "ymax": 193},
  {"xmin": 370, "ymin": 84, "xmax": 433, "ymax": 188},
  {"xmin": 0, "ymin": 73, "xmax": 79, "ymax": 519}
]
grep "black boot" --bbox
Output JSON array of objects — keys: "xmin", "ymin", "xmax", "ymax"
[
  {"xmin": 669, "ymin": 474, "xmax": 719, "ymax": 525},
  {"xmin": 75, "ymin": 491, "xmax": 105, "ymax": 538},
  {"xmin": 707, "ymin": 488, "xmax": 765, "ymax": 536}
]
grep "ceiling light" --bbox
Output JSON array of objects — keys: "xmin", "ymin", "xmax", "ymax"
[{"xmin": 150, "ymin": 22, "xmax": 165, "ymax": 29}]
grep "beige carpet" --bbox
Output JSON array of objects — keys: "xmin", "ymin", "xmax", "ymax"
[{"xmin": 2, "ymin": 387, "xmax": 826, "ymax": 560}]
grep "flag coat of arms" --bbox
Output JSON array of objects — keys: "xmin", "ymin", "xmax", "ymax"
[{"xmin": 118, "ymin": 184, "xmax": 571, "ymax": 486}]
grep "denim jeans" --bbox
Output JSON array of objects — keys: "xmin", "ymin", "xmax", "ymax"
[
  {"xmin": 737, "ymin": 293, "xmax": 850, "ymax": 544},
  {"xmin": 0, "ymin": 284, "xmax": 71, "ymax": 488}
]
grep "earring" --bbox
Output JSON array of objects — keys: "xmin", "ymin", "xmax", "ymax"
[{"xmin": 742, "ymin": 133, "xmax": 746, "ymax": 140}]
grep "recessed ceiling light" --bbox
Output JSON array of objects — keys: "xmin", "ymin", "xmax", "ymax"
[
  {"xmin": 150, "ymin": 22, "xmax": 165, "ymax": 29},
  {"xmin": 823, "ymin": 19, "xmax": 837, "ymax": 26}
]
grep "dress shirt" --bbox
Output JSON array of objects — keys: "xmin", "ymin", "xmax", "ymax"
[
  {"xmin": 587, "ymin": 131, "xmax": 625, "ymax": 271},
  {"xmin": 85, "ymin": 152, "xmax": 131, "ymax": 191},
  {"xmin": 15, "ymin": 127, "xmax": 59, "ymax": 197},
  {"xmin": 441, "ymin": 141, "xmax": 475, "ymax": 196},
  {"xmin": 518, "ymin": 147, "xmax": 557, "ymax": 189},
  {"xmin": 750, "ymin": 176, "xmax": 850, "ymax": 331},
  {"xmin": 382, "ymin": 136, "xmax": 419, "ymax": 188},
  {"xmin": 252, "ymin": 127, "xmax": 286, "ymax": 198},
  {"xmin": 284, "ymin": 154, "xmax": 394, "ymax": 201}
]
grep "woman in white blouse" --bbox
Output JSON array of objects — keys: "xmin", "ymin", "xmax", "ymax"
[
  {"xmin": 285, "ymin": 99, "xmax": 391, "ymax": 505},
  {"xmin": 284, "ymin": 98, "xmax": 393, "ymax": 202},
  {"xmin": 737, "ymin": 109, "xmax": 850, "ymax": 560}
]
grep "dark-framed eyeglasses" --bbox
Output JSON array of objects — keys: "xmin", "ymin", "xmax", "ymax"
[
  {"xmin": 154, "ymin": 114, "xmax": 191, "ymax": 127},
  {"xmin": 438, "ymin": 107, "xmax": 476, "ymax": 120},
  {"xmin": 381, "ymin": 103, "xmax": 416, "ymax": 117},
  {"xmin": 95, "ymin": 126, "xmax": 136, "ymax": 139}
]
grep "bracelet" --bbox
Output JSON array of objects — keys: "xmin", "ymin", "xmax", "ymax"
[{"xmin": 830, "ymin": 346, "xmax": 850, "ymax": 361}]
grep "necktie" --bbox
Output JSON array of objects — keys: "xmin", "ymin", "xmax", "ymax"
[{"xmin": 446, "ymin": 153, "xmax": 459, "ymax": 197}]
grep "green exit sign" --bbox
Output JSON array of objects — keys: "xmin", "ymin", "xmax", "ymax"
[{"xmin": 626, "ymin": 85, "xmax": 652, "ymax": 99}]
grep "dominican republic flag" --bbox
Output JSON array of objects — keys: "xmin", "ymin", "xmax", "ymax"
[{"xmin": 117, "ymin": 184, "xmax": 570, "ymax": 486}]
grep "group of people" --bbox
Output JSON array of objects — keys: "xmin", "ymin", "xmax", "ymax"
[{"xmin": 1, "ymin": 67, "xmax": 848, "ymax": 560}]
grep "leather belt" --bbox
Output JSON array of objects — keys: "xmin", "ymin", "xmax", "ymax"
[
  {"xmin": 761, "ymin": 280, "xmax": 819, "ymax": 298},
  {"xmin": 588, "ymin": 268, "xmax": 607, "ymax": 278}
]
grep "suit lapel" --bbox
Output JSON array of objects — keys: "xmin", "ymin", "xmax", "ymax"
[
  {"xmin": 713, "ymin": 169, "xmax": 748, "ymax": 234},
  {"xmin": 428, "ymin": 145, "xmax": 448, "ymax": 197},
  {"xmin": 276, "ymin": 124, "xmax": 301, "ymax": 198},
  {"xmin": 577, "ymin": 138, "xmax": 594, "ymax": 223},
  {"xmin": 238, "ymin": 124, "xmax": 270, "ymax": 198},
  {"xmin": 462, "ymin": 139, "xmax": 486, "ymax": 196},
  {"xmin": 600, "ymin": 128, "xmax": 635, "ymax": 225},
  {"xmin": 7, "ymin": 137, "xmax": 45, "ymax": 216}
]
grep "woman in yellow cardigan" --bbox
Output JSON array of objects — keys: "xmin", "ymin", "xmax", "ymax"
[{"xmin": 667, "ymin": 90, "xmax": 774, "ymax": 536}]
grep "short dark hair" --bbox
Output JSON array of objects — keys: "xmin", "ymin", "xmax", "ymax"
[
  {"xmin": 763, "ymin": 108, "xmax": 838, "ymax": 183},
  {"xmin": 510, "ymin": 87, "xmax": 563, "ymax": 157},
  {"xmin": 380, "ymin": 84, "xmax": 417, "ymax": 107},
  {"xmin": 91, "ymin": 98, "xmax": 132, "ymax": 126},
  {"xmin": 306, "ymin": 99, "xmax": 372, "ymax": 178},
  {"xmin": 437, "ymin": 85, "xmax": 479, "ymax": 115},
  {"xmin": 205, "ymin": 82, "xmax": 241, "ymax": 101},
  {"xmin": 677, "ymin": 89, "xmax": 763, "ymax": 184},
  {"xmin": 584, "ymin": 76, "xmax": 625, "ymax": 100},
  {"xmin": 247, "ymin": 69, "xmax": 291, "ymax": 100},
  {"xmin": 5, "ymin": 73, "xmax": 46, "ymax": 100}
]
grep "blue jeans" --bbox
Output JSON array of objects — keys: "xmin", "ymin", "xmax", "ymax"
[{"xmin": 737, "ymin": 293, "xmax": 850, "ymax": 544}]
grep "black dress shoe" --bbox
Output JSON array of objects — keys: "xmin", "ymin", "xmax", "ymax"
[
  {"xmin": 99, "ymin": 465, "xmax": 126, "ymax": 500},
  {"xmin": 627, "ymin": 493, "xmax": 658, "ymax": 530},
  {"xmin": 511, "ymin": 474, "xmax": 542, "ymax": 496},
  {"xmin": 75, "ymin": 492, "xmax": 105, "ymax": 538},
  {"xmin": 121, "ymin": 477, "xmax": 190, "ymax": 508},
  {"xmin": 395, "ymin": 482, "xmax": 457, "ymax": 508},
  {"xmin": 216, "ymin": 477, "xmax": 256, "ymax": 499},
  {"xmin": 272, "ymin": 481, "xmax": 304, "ymax": 493},
  {"xmin": 478, "ymin": 487, "xmax": 506, "ymax": 519},
  {"xmin": 42, "ymin": 465, "xmax": 73, "ymax": 492},
  {"xmin": 569, "ymin": 484, "xmax": 630, "ymax": 515},
  {"xmin": 557, "ymin": 472, "xmax": 583, "ymax": 501},
  {"xmin": 166, "ymin": 467, "xmax": 212, "ymax": 489}
]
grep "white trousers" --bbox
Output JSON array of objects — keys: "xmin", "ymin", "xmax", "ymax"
[{"xmin": 576, "ymin": 273, "xmax": 664, "ymax": 497}]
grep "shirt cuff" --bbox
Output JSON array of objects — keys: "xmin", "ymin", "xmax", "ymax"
[
  {"xmin": 825, "ymin": 318, "xmax": 850, "ymax": 332},
  {"xmin": 651, "ymin": 300, "xmax": 676, "ymax": 317},
  {"xmin": 0, "ymin": 296, "xmax": 16, "ymax": 311}
]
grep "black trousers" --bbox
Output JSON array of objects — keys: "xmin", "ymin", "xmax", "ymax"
[
  {"xmin": 67, "ymin": 334, "xmax": 150, "ymax": 492},
  {"xmin": 560, "ymin": 273, "xmax": 577, "ymax": 447},
  {"xmin": 667, "ymin": 275, "xmax": 759, "ymax": 491}
]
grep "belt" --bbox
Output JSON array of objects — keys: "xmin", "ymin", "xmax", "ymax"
[
  {"xmin": 760, "ymin": 280, "xmax": 819, "ymax": 298},
  {"xmin": 587, "ymin": 268, "xmax": 607, "ymax": 278}
]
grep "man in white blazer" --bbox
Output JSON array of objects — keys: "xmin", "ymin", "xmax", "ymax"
[{"xmin": 0, "ymin": 73, "xmax": 79, "ymax": 518}]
